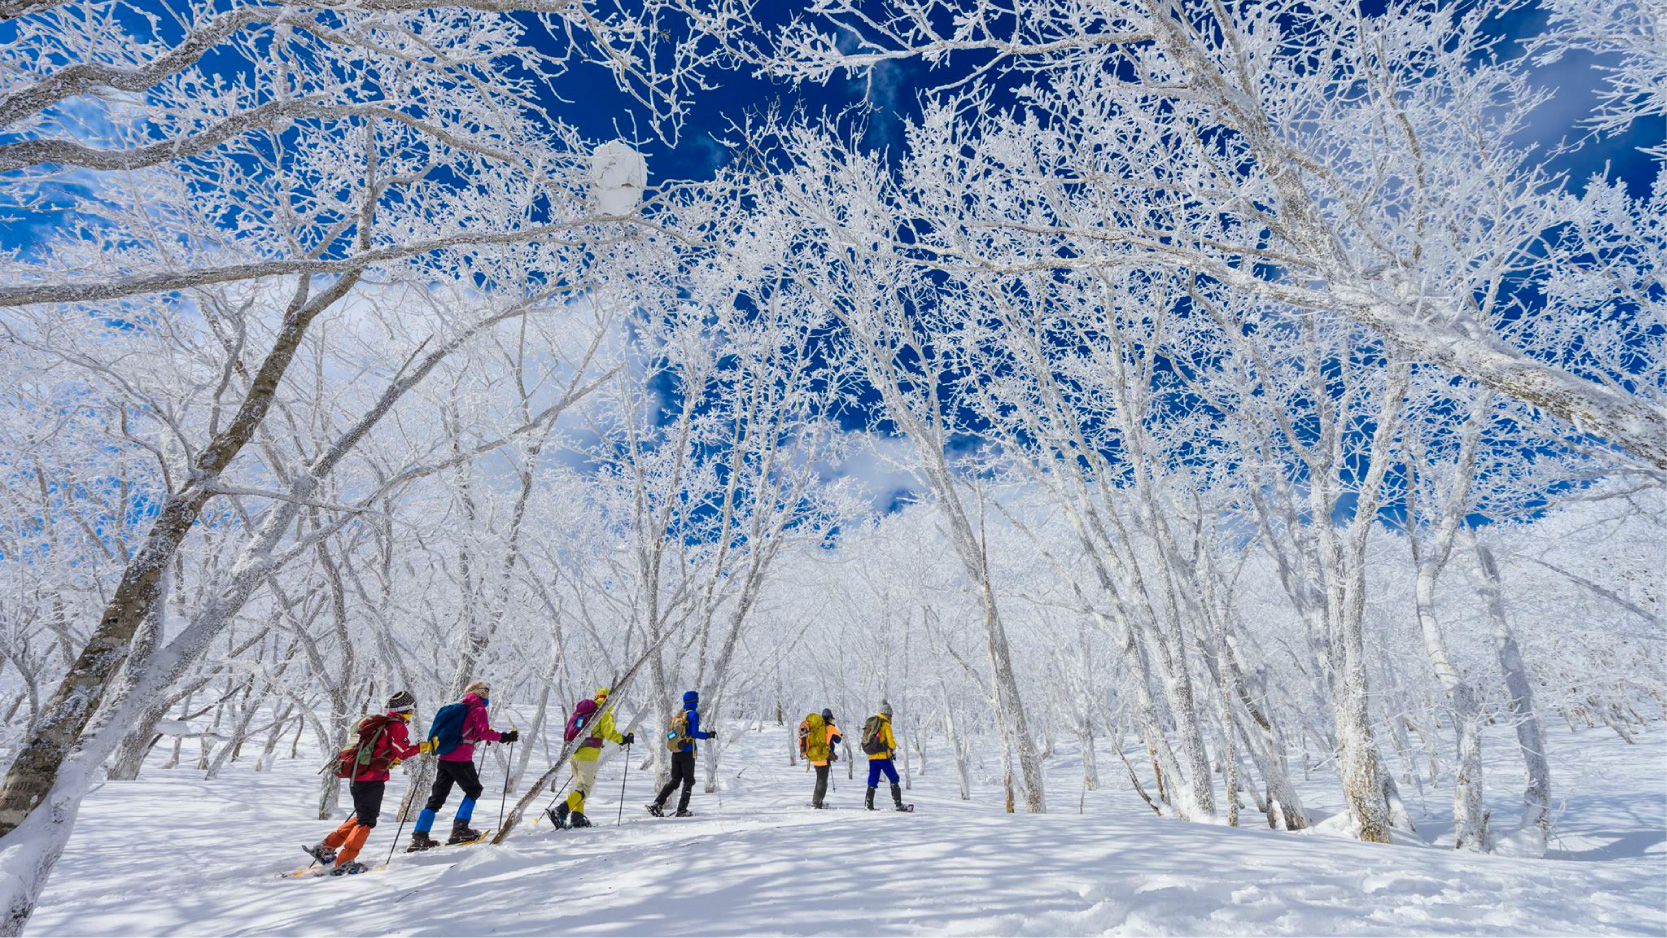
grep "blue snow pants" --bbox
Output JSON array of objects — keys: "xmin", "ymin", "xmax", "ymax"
[{"xmin": 866, "ymin": 758, "xmax": 900, "ymax": 787}]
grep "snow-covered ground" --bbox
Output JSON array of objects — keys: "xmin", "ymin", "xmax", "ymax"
[{"xmin": 28, "ymin": 721, "xmax": 1667, "ymax": 936}]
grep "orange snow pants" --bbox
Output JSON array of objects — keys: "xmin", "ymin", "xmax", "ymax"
[
  {"xmin": 323, "ymin": 817, "xmax": 372, "ymax": 865},
  {"xmin": 324, "ymin": 779, "xmax": 384, "ymax": 865}
]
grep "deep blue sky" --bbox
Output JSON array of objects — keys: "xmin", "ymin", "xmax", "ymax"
[
  {"xmin": 2, "ymin": 1, "xmax": 1659, "ymax": 252},
  {"xmin": 540, "ymin": 2, "xmax": 1662, "ymax": 198}
]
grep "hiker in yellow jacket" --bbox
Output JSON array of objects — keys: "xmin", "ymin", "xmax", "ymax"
[
  {"xmin": 555, "ymin": 687, "xmax": 633, "ymax": 829},
  {"xmin": 860, "ymin": 701, "xmax": 913, "ymax": 812}
]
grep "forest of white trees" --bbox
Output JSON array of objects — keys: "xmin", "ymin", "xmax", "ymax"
[{"xmin": 0, "ymin": 0, "xmax": 1662, "ymax": 933}]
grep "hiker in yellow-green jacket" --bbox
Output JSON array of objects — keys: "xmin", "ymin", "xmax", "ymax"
[
  {"xmin": 554, "ymin": 687, "xmax": 633, "ymax": 829},
  {"xmin": 860, "ymin": 701, "xmax": 913, "ymax": 812}
]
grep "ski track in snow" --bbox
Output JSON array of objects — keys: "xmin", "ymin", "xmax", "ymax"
[{"xmin": 28, "ymin": 723, "xmax": 1667, "ymax": 936}]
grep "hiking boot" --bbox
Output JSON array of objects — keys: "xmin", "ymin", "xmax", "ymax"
[
  {"xmin": 327, "ymin": 861, "xmax": 368, "ymax": 876},
  {"xmin": 891, "ymin": 784, "xmax": 911, "ymax": 811},
  {"xmin": 551, "ymin": 804, "xmax": 571, "ymax": 828},
  {"xmin": 302, "ymin": 843, "xmax": 337, "ymax": 866},
  {"xmin": 865, "ymin": 787, "xmax": 877, "ymax": 811},
  {"xmin": 646, "ymin": 803, "xmax": 664, "ymax": 818},
  {"xmin": 673, "ymin": 808, "xmax": 694, "ymax": 818},
  {"xmin": 569, "ymin": 811, "xmax": 591, "ymax": 828},
  {"xmin": 405, "ymin": 831, "xmax": 439, "ymax": 853},
  {"xmin": 447, "ymin": 821, "xmax": 484, "ymax": 845}
]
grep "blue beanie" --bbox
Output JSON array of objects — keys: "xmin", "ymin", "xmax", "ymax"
[{"xmin": 683, "ymin": 690, "xmax": 699, "ymax": 705}]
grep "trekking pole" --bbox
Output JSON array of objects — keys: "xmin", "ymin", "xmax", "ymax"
[
  {"xmin": 387, "ymin": 760, "xmax": 422, "ymax": 868},
  {"xmin": 616, "ymin": 741, "xmax": 631, "ymax": 826},
  {"xmin": 499, "ymin": 738, "xmax": 516, "ymax": 832},
  {"xmin": 386, "ymin": 808, "xmax": 410, "ymax": 868}
]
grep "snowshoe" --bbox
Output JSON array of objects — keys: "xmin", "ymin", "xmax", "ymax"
[
  {"xmin": 895, "ymin": 803, "xmax": 915, "ymax": 812},
  {"xmin": 447, "ymin": 825, "xmax": 484, "ymax": 845},
  {"xmin": 673, "ymin": 808, "xmax": 694, "ymax": 818},
  {"xmin": 549, "ymin": 803, "xmax": 571, "ymax": 829},
  {"xmin": 405, "ymin": 831, "xmax": 440, "ymax": 853},
  {"xmin": 568, "ymin": 811, "xmax": 592, "ymax": 828},
  {"xmin": 646, "ymin": 803, "xmax": 664, "ymax": 818},
  {"xmin": 326, "ymin": 861, "xmax": 369, "ymax": 876},
  {"xmin": 302, "ymin": 843, "xmax": 337, "ymax": 866}
]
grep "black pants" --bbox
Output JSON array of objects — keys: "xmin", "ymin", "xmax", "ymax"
[
  {"xmin": 655, "ymin": 750, "xmax": 696, "ymax": 811},
  {"xmin": 812, "ymin": 764, "xmax": 830, "ymax": 807},
  {"xmin": 350, "ymin": 780, "xmax": 385, "ymax": 827},
  {"xmin": 424, "ymin": 759, "xmax": 484, "ymax": 813}
]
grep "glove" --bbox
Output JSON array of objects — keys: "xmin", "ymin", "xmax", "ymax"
[
  {"xmin": 419, "ymin": 740, "xmax": 434, "ymax": 755},
  {"xmin": 706, "ymin": 730, "xmax": 717, "ymax": 741},
  {"xmin": 500, "ymin": 729, "xmax": 520, "ymax": 744},
  {"xmin": 829, "ymin": 751, "xmax": 838, "ymax": 763},
  {"xmin": 622, "ymin": 732, "xmax": 636, "ymax": 746},
  {"xmin": 390, "ymin": 758, "xmax": 404, "ymax": 769}
]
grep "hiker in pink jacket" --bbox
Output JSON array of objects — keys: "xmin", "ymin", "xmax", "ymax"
[
  {"xmin": 407, "ymin": 680, "xmax": 520, "ymax": 851},
  {"xmin": 444, "ymin": 692, "xmax": 504, "ymax": 764}
]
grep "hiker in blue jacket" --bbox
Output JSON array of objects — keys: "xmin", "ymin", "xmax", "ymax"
[{"xmin": 647, "ymin": 690, "xmax": 713, "ymax": 817}]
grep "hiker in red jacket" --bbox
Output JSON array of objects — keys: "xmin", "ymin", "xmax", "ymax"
[
  {"xmin": 305, "ymin": 690, "xmax": 421, "ymax": 875},
  {"xmin": 407, "ymin": 680, "xmax": 519, "ymax": 851}
]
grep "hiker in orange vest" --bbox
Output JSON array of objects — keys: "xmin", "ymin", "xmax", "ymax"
[{"xmin": 798, "ymin": 708, "xmax": 843, "ymax": 809}]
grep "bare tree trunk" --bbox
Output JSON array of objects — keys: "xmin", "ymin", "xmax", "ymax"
[
  {"xmin": 1077, "ymin": 717, "xmax": 1099, "ymax": 791},
  {"xmin": 0, "ymin": 274, "xmax": 356, "ymax": 848},
  {"xmin": 980, "ymin": 585, "xmax": 1046, "ymax": 812},
  {"xmin": 941, "ymin": 697, "xmax": 972, "ymax": 800},
  {"xmin": 1414, "ymin": 565, "xmax": 1489, "ymax": 851},
  {"xmin": 257, "ymin": 701, "xmax": 296, "ymax": 773},
  {"xmin": 1475, "ymin": 541, "xmax": 1551, "ymax": 856},
  {"xmin": 205, "ymin": 682, "xmax": 268, "ymax": 781},
  {"xmin": 106, "ymin": 714, "xmax": 164, "ymax": 782},
  {"xmin": 1334, "ymin": 639, "xmax": 1394, "ymax": 843},
  {"xmin": 512, "ymin": 659, "xmax": 560, "ymax": 793},
  {"xmin": 105, "ymin": 565, "xmax": 176, "ymax": 782},
  {"xmin": 163, "ymin": 692, "xmax": 192, "ymax": 770},
  {"xmin": 899, "ymin": 710, "xmax": 913, "ymax": 791}
]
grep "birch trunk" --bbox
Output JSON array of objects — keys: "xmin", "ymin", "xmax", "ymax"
[
  {"xmin": 1414, "ymin": 565, "xmax": 1489, "ymax": 851},
  {"xmin": 1475, "ymin": 541, "xmax": 1552, "ymax": 855},
  {"xmin": 1078, "ymin": 718, "xmax": 1099, "ymax": 791}
]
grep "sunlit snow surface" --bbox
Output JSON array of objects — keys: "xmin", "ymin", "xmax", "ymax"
[{"xmin": 30, "ymin": 722, "xmax": 1666, "ymax": 936}]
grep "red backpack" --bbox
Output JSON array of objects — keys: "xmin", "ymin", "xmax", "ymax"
[
  {"xmin": 329, "ymin": 714, "xmax": 394, "ymax": 779},
  {"xmin": 564, "ymin": 698, "xmax": 599, "ymax": 743}
]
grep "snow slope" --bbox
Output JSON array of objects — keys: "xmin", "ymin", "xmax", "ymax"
[{"xmin": 27, "ymin": 721, "xmax": 1667, "ymax": 936}]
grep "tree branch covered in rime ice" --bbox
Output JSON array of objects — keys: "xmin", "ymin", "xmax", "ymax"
[
  {"xmin": 0, "ymin": 0, "xmax": 1662, "ymax": 932},
  {"xmin": 1532, "ymin": 0, "xmax": 1667, "ymax": 152},
  {"xmin": 758, "ymin": 0, "xmax": 1667, "ymax": 473},
  {"xmin": 0, "ymin": 0, "xmax": 744, "ymax": 927}
]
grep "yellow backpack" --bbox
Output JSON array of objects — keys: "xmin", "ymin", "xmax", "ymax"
[
  {"xmin": 800, "ymin": 713, "xmax": 829, "ymax": 762},
  {"xmin": 666, "ymin": 709, "xmax": 691, "ymax": 751}
]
